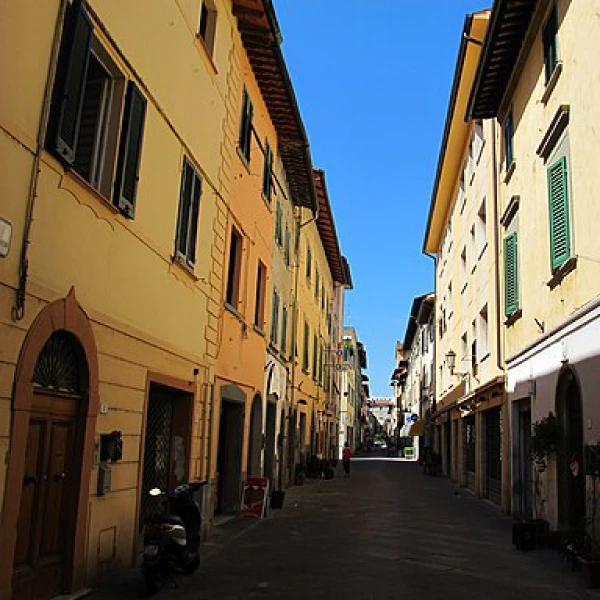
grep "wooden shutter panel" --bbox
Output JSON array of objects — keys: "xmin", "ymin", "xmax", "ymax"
[
  {"xmin": 53, "ymin": 0, "xmax": 93, "ymax": 165},
  {"xmin": 548, "ymin": 157, "xmax": 570, "ymax": 270},
  {"xmin": 262, "ymin": 141, "xmax": 272, "ymax": 199},
  {"xmin": 187, "ymin": 171, "xmax": 202, "ymax": 266},
  {"xmin": 504, "ymin": 232, "xmax": 519, "ymax": 317},
  {"xmin": 176, "ymin": 161, "xmax": 193, "ymax": 258},
  {"xmin": 114, "ymin": 81, "xmax": 147, "ymax": 218}
]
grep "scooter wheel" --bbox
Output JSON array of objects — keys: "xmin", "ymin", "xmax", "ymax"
[
  {"xmin": 144, "ymin": 570, "xmax": 166, "ymax": 594},
  {"xmin": 182, "ymin": 553, "xmax": 200, "ymax": 574}
]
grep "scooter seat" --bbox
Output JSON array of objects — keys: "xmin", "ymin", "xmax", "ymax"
[{"xmin": 158, "ymin": 515, "xmax": 185, "ymax": 527}]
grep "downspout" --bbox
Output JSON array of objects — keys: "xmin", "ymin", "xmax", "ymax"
[
  {"xmin": 424, "ymin": 251, "xmax": 437, "ymax": 412},
  {"xmin": 13, "ymin": 0, "xmax": 68, "ymax": 321},
  {"xmin": 491, "ymin": 120, "xmax": 503, "ymax": 372},
  {"xmin": 286, "ymin": 207, "xmax": 302, "ymax": 486}
]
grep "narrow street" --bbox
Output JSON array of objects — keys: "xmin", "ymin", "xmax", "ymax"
[{"xmin": 93, "ymin": 460, "xmax": 599, "ymax": 599}]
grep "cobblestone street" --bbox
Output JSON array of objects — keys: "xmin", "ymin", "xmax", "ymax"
[{"xmin": 92, "ymin": 460, "xmax": 600, "ymax": 600}]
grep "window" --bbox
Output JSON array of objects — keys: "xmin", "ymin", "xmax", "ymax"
[
  {"xmin": 275, "ymin": 202, "xmax": 283, "ymax": 246},
  {"xmin": 461, "ymin": 332, "xmax": 468, "ymax": 369},
  {"xmin": 47, "ymin": 2, "xmax": 146, "ymax": 217},
  {"xmin": 262, "ymin": 140, "xmax": 273, "ymax": 201},
  {"xmin": 479, "ymin": 305, "xmax": 489, "ymax": 358},
  {"xmin": 306, "ymin": 245, "xmax": 312, "ymax": 282},
  {"xmin": 447, "ymin": 282, "xmax": 453, "ymax": 317},
  {"xmin": 238, "ymin": 88, "xmax": 253, "ymax": 162},
  {"xmin": 471, "ymin": 320, "xmax": 477, "ymax": 376},
  {"xmin": 460, "ymin": 247, "xmax": 467, "ymax": 285},
  {"xmin": 198, "ymin": 0, "xmax": 217, "ymax": 57},
  {"xmin": 321, "ymin": 287, "xmax": 325, "ymax": 311},
  {"xmin": 254, "ymin": 261, "xmax": 267, "ymax": 329},
  {"xmin": 175, "ymin": 158, "xmax": 202, "ymax": 267},
  {"xmin": 504, "ymin": 113, "xmax": 514, "ymax": 170},
  {"xmin": 226, "ymin": 227, "xmax": 242, "ymax": 307},
  {"xmin": 270, "ymin": 288, "xmax": 279, "ymax": 345},
  {"xmin": 543, "ymin": 7, "xmax": 559, "ymax": 83},
  {"xmin": 303, "ymin": 320, "xmax": 309, "ymax": 372},
  {"xmin": 312, "ymin": 334, "xmax": 318, "ymax": 379},
  {"xmin": 504, "ymin": 232, "xmax": 520, "ymax": 316},
  {"xmin": 284, "ymin": 226, "xmax": 290, "ymax": 267},
  {"xmin": 476, "ymin": 197, "xmax": 487, "ymax": 257},
  {"xmin": 315, "ymin": 268, "xmax": 320, "ymax": 300},
  {"xmin": 459, "ymin": 169, "xmax": 467, "ymax": 214},
  {"xmin": 548, "ymin": 156, "xmax": 571, "ymax": 271},
  {"xmin": 281, "ymin": 306, "xmax": 288, "ymax": 354}
]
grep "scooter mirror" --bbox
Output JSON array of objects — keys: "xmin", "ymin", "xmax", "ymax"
[{"xmin": 149, "ymin": 488, "xmax": 162, "ymax": 496}]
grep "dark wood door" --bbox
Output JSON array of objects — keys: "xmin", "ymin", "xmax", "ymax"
[{"xmin": 13, "ymin": 404, "xmax": 76, "ymax": 600}]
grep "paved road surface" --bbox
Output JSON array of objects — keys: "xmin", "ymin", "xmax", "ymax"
[{"xmin": 93, "ymin": 460, "xmax": 600, "ymax": 599}]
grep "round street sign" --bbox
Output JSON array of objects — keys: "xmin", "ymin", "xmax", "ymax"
[{"xmin": 410, "ymin": 414, "xmax": 418, "ymax": 422}]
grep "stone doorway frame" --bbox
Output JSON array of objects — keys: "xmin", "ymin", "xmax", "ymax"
[{"xmin": 0, "ymin": 289, "xmax": 99, "ymax": 599}]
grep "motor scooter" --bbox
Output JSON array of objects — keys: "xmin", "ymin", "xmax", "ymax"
[{"xmin": 141, "ymin": 482, "xmax": 202, "ymax": 593}]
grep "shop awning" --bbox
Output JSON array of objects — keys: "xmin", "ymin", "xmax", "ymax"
[{"xmin": 409, "ymin": 419, "xmax": 425, "ymax": 436}]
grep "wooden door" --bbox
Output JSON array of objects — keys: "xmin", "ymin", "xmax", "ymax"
[{"xmin": 13, "ymin": 403, "xmax": 77, "ymax": 600}]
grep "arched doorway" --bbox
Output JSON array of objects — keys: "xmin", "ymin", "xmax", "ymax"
[
  {"xmin": 247, "ymin": 393, "xmax": 263, "ymax": 476},
  {"xmin": 556, "ymin": 368, "xmax": 585, "ymax": 532},
  {"xmin": 0, "ymin": 291, "xmax": 98, "ymax": 600},
  {"xmin": 263, "ymin": 396, "xmax": 277, "ymax": 485}
]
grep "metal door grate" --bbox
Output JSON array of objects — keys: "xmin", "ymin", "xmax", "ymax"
[{"xmin": 140, "ymin": 392, "xmax": 173, "ymax": 525}]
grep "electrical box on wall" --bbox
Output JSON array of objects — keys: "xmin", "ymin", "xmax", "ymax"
[
  {"xmin": 97, "ymin": 464, "xmax": 111, "ymax": 496},
  {"xmin": 100, "ymin": 430, "xmax": 123, "ymax": 462}
]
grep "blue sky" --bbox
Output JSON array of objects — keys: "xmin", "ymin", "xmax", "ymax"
[{"xmin": 275, "ymin": 1, "xmax": 488, "ymax": 397}]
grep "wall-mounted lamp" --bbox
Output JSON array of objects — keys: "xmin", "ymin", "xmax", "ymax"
[{"xmin": 446, "ymin": 350, "xmax": 468, "ymax": 377}]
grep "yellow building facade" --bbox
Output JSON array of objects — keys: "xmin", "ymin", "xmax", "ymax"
[
  {"xmin": 424, "ymin": 10, "xmax": 511, "ymax": 511},
  {"xmin": 468, "ymin": 0, "xmax": 600, "ymax": 529},
  {"xmin": 0, "ymin": 0, "xmax": 233, "ymax": 596},
  {"xmin": 0, "ymin": 0, "xmax": 325, "ymax": 598}
]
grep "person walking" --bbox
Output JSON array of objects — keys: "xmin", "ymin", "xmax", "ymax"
[{"xmin": 342, "ymin": 442, "xmax": 351, "ymax": 477}]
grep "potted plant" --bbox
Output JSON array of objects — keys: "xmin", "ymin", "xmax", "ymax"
[
  {"xmin": 577, "ymin": 443, "xmax": 600, "ymax": 587},
  {"xmin": 294, "ymin": 463, "xmax": 305, "ymax": 486},
  {"xmin": 531, "ymin": 412, "xmax": 558, "ymax": 472}
]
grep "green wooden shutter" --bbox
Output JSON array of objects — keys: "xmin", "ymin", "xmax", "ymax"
[
  {"xmin": 504, "ymin": 232, "xmax": 519, "ymax": 317},
  {"xmin": 262, "ymin": 140, "xmax": 272, "ymax": 200},
  {"xmin": 114, "ymin": 81, "xmax": 147, "ymax": 218},
  {"xmin": 548, "ymin": 156, "xmax": 570, "ymax": 270},
  {"xmin": 281, "ymin": 306, "xmax": 288, "ymax": 354},
  {"xmin": 271, "ymin": 289, "xmax": 279, "ymax": 345},
  {"xmin": 52, "ymin": 0, "xmax": 93, "ymax": 165},
  {"xmin": 275, "ymin": 202, "xmax": 282, "ymax": 246}
]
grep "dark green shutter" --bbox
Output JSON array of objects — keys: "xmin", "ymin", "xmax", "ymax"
[
  {"xmin": 176, "ymin": 161, "xmax": 193, "ymax": 257},
  {"xmin": 52, "ymin": 0, "xmax": 93, "ymax": 164},
  {"xmin": 262, "ymin": 141, "xmax": 272, "ymax": 199},
  {"xmin": 504, "ymin": 232, "xmax": 519, "ymax": 317},
  {"xmin": 548, "ymin": 156, "xmax": 570, "ymax": 270},
  {"xmin": 281, "ymin": 306, "xmax": 287, "ymax": 353},
  {"xmin": 188, "ymin": 170, "xmax": 201, "ymax": 266},
  {"xmin": 114, "ymin": 81, "xmax": 146, "ymax": 218},
  {"xmin": 239, "ymin": 89, "xmax": 253, "ymax": 161}
]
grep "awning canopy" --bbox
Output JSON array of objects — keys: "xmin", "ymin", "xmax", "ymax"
[{"xmin": 409, "ymin": 419, "xmax": 425, "ymax": 437}]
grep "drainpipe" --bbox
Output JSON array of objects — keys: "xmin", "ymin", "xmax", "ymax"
[
  {"xmin": 424, "ymin": 251, "xmax": 437, "ymax": 412},
  {"xmin": 491, "ymin": 121, "xmax": 503, "ymax": 373},
  {"xmin": 13, "ymin": 0, "xmax": 67, "ymax": 321}
]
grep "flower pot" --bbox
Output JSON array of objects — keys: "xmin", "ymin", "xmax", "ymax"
[
  {"xmin": 577, "ymin": 557, "xmax": 600, "ymax": 588},
  {"xmin": 270, "ymin": 490, "xmax": 286, "ymax": 509}
]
